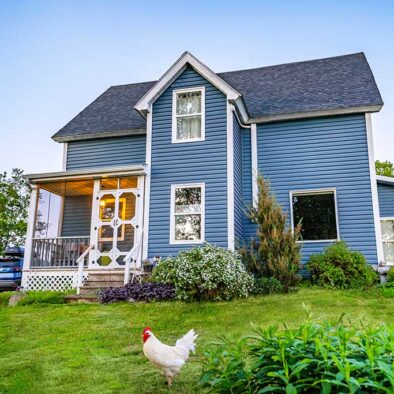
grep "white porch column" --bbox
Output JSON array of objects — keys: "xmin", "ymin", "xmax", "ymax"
[
  {"xmin": 22, "ymin": 185, "xmax": 39, "ymax": 273},
  {"xmin": 88, "ymin": 179, "xmax": 101, "ymax": 267}
]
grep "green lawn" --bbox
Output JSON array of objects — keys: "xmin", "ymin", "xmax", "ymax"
[{"xmin": 0, "ymin": 289, "xmax": 393, "ymax": 394}]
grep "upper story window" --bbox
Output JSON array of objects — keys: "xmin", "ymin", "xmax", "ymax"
[
  {"xmin": 290, "ymin": 189, "xmax": 339, "ymax": 242},
  {"xmin": 172, "ymin": 87, "xmax": 205, "ymax": 143}
]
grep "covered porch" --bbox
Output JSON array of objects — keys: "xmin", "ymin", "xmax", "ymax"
[{"xmin": 22, "ymin": 165, "xmax": 147, "ymax": 291}]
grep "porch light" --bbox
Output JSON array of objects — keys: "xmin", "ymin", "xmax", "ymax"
[{"xmin": 100, "ymin": 200, "xmax": 106, "ymax": 207}]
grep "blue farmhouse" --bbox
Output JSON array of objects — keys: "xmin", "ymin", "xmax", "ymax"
[{"xmin": 22, "ymin": 52, "xmax": 393, "ymax": 292}]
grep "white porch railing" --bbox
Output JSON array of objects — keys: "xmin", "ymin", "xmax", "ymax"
[{"xmin": 31, "ymin": 237, "xmax": 90, "ymax": 268}]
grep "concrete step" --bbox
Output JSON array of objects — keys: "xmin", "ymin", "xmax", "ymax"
[
  {"xmin": 87, "ymin": 272, "xmax": 143, "ymax": 282},
  {"xmin": 84, "ymin": 280, "xmax": 125, "ymax": 288},
  {"xmin": 65, "ymin": 294, "xmax": 98, "ymax": 304},
  {"xmin": 79, "ymin": 285, "xmax": 123, "ymax": 295}
]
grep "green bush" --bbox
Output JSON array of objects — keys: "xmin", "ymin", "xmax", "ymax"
[
  {"xmin": 387, "ymin": 266, "xmax": 394, "ymax": 284},
  {"xmin": 252, "ymin": 277, "xmax": 283, "ymax": 295},
  {"xmin": 200, "ymin": 311, "xmax": 394, "ymax": 393},
  {"xmin": 307, "ymin": 241, "xmax": 378, "ymax": 289},
  {"xmin": 0, "ymin": 291, "xmax": 15, "ymax": 306},
  {"xmin": 151, "ymin": 243, "xmax": 254, "ymax": 301}
]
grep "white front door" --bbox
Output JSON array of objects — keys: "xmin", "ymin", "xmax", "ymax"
[{"xmin": 89, "ymin": 176, "xmax": 143, "ymax": 269}]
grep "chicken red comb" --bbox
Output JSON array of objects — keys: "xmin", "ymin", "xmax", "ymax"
[{"xmin": 143, "ymin": 326, "xmax": 151, "ymax": 333}]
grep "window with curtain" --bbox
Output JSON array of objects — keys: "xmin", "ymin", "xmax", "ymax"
[
  {"xmin": 173, "ymin": 88, "xmax": 204, "ymax": 142},
  {"xmin": 381, "ymin": 219, "xmax": 394, "ymax": 263},
  {"xmin": 171, "ymin": 184, "xmax": 204, "ymax": 243},
  {"xmin": 291, "ymin": 190, "xmax": 338, "ymax": 241}
]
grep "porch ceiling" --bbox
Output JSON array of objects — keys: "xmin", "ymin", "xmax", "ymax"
[
  {"xmin": 39, "ymin": 180, "xmax": 94, "ymax": 196},
  {"xmin": 25, "ymin": 165, "xmax": 148, "ymax": 186}
]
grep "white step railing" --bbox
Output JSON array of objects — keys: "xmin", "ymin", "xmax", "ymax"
[
  {"xmin": 123, "ymin": 242, "xmax": 141, "ymax": 285},
  {"xmin": 76, "ymin": 244, "xmax": 94, "ymax": 295}
]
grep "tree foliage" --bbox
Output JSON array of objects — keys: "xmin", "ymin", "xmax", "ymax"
[
  {"xmin": 240, "ymin": 175, "xmax": 301, "ymax": 289},
  {"xmin": 376, "ymin": 160, "xmax": 394, "ymax": 177},
  {"xmin": 0, "ymin": 169, "xmax": 30, "ymax": 255}
]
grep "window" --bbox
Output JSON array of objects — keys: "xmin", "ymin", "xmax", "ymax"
[
  {"xmin": 290, "ymin": 189, "xmax": 339, "ymax": 242},
  {"xmin": 170, "ymin": 184, "xmax": 205, "ymax": 244},
  {"xmin": 381, "ymin": 219, "xmax": 394, "ymax": 263},
  {"xmin": 172, "ymin": 87, "xmax": 205, "ymax": 143}
]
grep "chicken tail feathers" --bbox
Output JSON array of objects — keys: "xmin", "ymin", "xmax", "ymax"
[{"xmin": 176, "ymin": 329, "xmax": 198, "ymax": 354}]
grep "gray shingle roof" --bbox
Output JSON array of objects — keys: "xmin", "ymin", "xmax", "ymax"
[{"xmin": 52, "ymin": 52, "xmax": 383, "ymax": 142}]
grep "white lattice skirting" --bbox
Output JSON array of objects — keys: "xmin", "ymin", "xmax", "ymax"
[{"xmin": 22, "ymin": 271, "xmax": 89, "ymax": 291}]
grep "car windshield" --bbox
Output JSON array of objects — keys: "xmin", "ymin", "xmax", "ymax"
[{"xmin": 0, "ymin": 259, "xmax": 21, "ymax": 268}]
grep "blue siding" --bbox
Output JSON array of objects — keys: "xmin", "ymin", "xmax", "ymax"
[
  {"xmin": 66, "ymin": 135, "xmax": 146, "ymax": 170},
  {"xmin": 61, "ymin": 195, "xmax": 92, "ymax": 236},
  {"xmin": 148, "ymin": 67, "xmax": 228, "ymax": 257},
  {"xmin": 378, "ymin": 183, "xmax": 394, "ymax": 217},
  {"xmin": 254, "ymin": 114, "xmax": 378, "ymax": 264},
  {"xmin": 233, "ymin": 115, "xmax": 243, "ymax": 244}
]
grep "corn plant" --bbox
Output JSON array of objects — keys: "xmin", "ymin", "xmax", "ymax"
[{"xmin": 200, "ymin": 308, "xmax": 394, "ymax": 393}]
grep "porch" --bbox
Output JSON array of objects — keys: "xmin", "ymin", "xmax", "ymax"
[{"xmin": 22, "ymin": 166, "xmax": 147, "ymax": 292}]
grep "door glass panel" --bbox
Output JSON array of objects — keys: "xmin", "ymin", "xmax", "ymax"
[
  {"xmin": 119, "ymin": 192, "xmax": 136, "ymax": 221},
  {"xmin": 98, "ymin": 225, "xmax": 114, "ymax": 253},
  {"xmin": 99, "ymin": 194, "xmax": 116, "ymax": 222},
  {"xmin": 116, "ymin": 255, "xmax": 126, "ymax": 266},
  {"xmin": 120, "ymin": 177, "xmax": 138, "ymax": 189},
  {"xmin": 100, "ymin": 178, "xmax": 118, "ymax": 190},
  {"xmin": 117, "ymin": 224, "xmax": 134, "ymax": 252},
  {"xmin": 97, "ymin": 255, "xmax": 112, "ymax": 266}
]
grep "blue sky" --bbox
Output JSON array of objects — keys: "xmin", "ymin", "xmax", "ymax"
[{"xmin": 0, "ymin": 0, "xmax": 393, "ymax": 174}]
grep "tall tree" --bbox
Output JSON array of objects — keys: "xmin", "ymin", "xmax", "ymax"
[
  {"xmin": 376, "ymin": 160, "xmax": 394, "ymax": 177},
  {"xmin": 0, "ymin": 169, "xmax": 30, "ymax": 255},
  {"xmin": 240, "ymin": 175, "xmax": 302, "ymax": 289}
]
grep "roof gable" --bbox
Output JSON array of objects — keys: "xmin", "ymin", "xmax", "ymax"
[{"xmin": 134, "ymin": 51, "xmax": 245, "ymax": 117}]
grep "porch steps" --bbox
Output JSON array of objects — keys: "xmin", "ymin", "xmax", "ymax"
[
  {"xmin": 64, "ymin": 270, "xmax": 143, "ymax": 303},
  {"xmin": 79, "ymin": 271, "xmax": 125, "ymax": 295}
]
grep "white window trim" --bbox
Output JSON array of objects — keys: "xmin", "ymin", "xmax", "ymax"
[
  {"xmin": 172, "ymin": 87, "xmax": 205, "ymax": 143},
  {"xmin": 289, "ymin": 188, "xmax": 340, "ymax": 243},
  {"xmin": 170, "ymin": 183, "xmax": 205, "ymax": 245}
]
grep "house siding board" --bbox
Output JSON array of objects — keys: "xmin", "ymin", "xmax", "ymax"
[
  {"xmin": 66, "ymin": 135, "xmax": 146, "ymax": 170},
  {"xmin": 254, "ymin": 114, "xmax": 378, "ymax": 264},
  {"xmin": 233, "ymin": 114, "xmax": 244, "ymax": 244},
  {"xmin": 148, "ymin": 66, "xmax": 228, "ymax": 257},
  {"xmin": 378, "ymin": 183, "xmax": 394, "ymax": 217},
  {"xmin": 61, "ymin": 195, "xmax": 92, "ymax": 237}
]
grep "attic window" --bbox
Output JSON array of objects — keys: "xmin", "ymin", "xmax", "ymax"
[{"xmin": 172, "ymin": 87, "xmax": 205, "ymax": 143}]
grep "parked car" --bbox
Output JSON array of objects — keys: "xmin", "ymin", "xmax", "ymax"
[{"xmin": 0, "ymin": 246, "xmax": 24, "ymax": 290}]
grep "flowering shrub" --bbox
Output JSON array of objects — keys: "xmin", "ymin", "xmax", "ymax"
[
  {"xmin": 151, "ymin": 243, "xmax": 254, "ymax": 301},
  {"xmin": 98, "ymin": 282, "xmax": 175, "ymax": 303},
  {"xmin": 307, "ymin": 241, "xmax": 378, "ymax": 289},
  {"xmin": 200, "ymin": 310, "xmax": 394, "ymax": 393}
]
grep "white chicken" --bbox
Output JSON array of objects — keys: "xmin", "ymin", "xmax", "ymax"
[{"xmin": 142, "ymin": 327, "xmax": 198, "ymax": 386}]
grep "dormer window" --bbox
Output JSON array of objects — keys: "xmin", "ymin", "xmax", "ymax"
[{"xmin": 172, "ymin": 87, "xmax": 205, "ymax": 143}]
